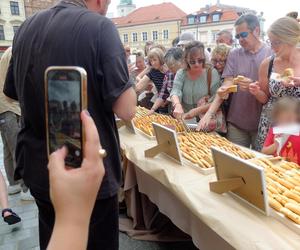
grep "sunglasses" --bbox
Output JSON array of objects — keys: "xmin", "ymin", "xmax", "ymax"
[
  {"xmin": 189, "ymin": 58, "xmax": 205, "ymax": 65},
  {"xmin": 235, "ymin": 31, "xmax": 249, "ymax": 40},
  {"xmin": 266, "ymin": 39, "xmax": 282, "ymax": 47},
  {"xmin": 212, "ymin": 59, "xmax": 226, "ymax": 65}
]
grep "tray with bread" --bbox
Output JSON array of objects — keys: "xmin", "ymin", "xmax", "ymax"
[
  {"xmin": 178, "ymin": 132, "xmax": 256, "ymax": 175},
  {"xmin": 249, "ymin": 157, "xmax": 300, "ymax": 234},
  {"xmin": 133, "ymin": 114, "xmax": 186, "ymax": 139}
]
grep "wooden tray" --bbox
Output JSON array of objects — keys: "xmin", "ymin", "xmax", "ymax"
[
  {"xmin": 135, "ymin": 128, "xmax": 156, "ymax": 140},
  {"xmin": 182, "ymin": 158, "xmax": 215, "ymax": 175}
]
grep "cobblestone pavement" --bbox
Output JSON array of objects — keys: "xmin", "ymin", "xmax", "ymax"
[{"xmin": 0, "ymin": 139, "xmax": 197, "ymax": 250}]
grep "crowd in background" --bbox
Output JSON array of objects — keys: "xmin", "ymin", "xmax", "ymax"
[
  {"xmin": 126, "ymin": 12, "xmax": 300, "ymax": 164},
  {"xmin": 0, "ymin": 1, "xmax": 299, "ymax": 249}
]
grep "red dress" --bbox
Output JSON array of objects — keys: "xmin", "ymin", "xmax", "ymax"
[{"xmin": 264, "ymin": 128, "xmax": 300, "ymax": 165}]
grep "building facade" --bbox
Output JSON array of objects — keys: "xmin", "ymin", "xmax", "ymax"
[
  {"xmin": 181, "ymin": 4, "xmax": 257, "ymax": 48},
  {"xmin": 24, "ymin": 0, "xmax": 58, "ymax": 17},
  {"xmin": 0, "ymin": 0, "xmax": 26, "ymax": 56},
  {"xmin": 112, "ymin": 2, "xmax": 186, "ymax": 52},
  {"xmin": 117, "ymin": 0, "xmax": 136, "ymax": 17}
]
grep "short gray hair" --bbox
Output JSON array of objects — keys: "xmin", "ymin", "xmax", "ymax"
[
  {"xmin": 235, "ymin": 14, "xmax": 260, "ymax": 31},
  {"xmin": 217, "ymin": 29, "xmax": 233, "ymax": 40},
  {"xmin": 164, "ymin": 47, "xmax": 183, "ymax": 67}
]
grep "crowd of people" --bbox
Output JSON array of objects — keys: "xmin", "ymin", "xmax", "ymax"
[
  {"xmin": 127, "ymin": 13, "xmax": 300, "ymax": 163},
  {"xmin": 0, "ymin": 0, "xmax": 299, "ymax": 249}
]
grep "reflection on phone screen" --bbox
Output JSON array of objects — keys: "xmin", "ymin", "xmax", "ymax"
[{"xmin": 48, "ymin": 72, "xmax": 82, "ymax": 167}]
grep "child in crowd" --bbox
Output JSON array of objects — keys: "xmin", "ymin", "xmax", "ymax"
[{"xmin": 262, "ymin": 97, "xmax": 300, "ymax": 164}]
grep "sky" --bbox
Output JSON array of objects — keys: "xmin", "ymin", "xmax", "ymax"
[{"xmin": 108, "ymin": 0, "xmax": 299, "ymax": 30}]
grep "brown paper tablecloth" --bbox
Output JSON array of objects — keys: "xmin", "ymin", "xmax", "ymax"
[{"xmin": 119, "ymin": 127, "xmax": 300, "ymax": 250}]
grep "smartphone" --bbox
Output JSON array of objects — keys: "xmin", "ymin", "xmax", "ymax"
[
  {"xmin": 45, "ymin": 66, "xmax": 87, "ymax": 168},
  {"xmin": 129, "ymin": 54, "xmax": 136, "ymax": 65}
]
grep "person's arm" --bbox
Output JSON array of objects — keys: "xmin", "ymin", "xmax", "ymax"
[
  {"xmin": 261, "ymin": 128, "xmax": 277, "ymax": 155},
  {"xmin": 98, "ymin": 19, "xmax": 137, "ymax": 121},
  {"xmin": 113, "ymin": 88, "xmax": 137, "ymax": 121},
  {"xmin": 136, "ymin": 66, "xmax": 150, "ymax": 82},
  {"xmin": 289, "ymin": 76, "xmax": 300, "ymax": 86},
  {"xmin": 47, "ymin": 111, "xmax": 105, "ymax": 250},
  {"xmin": 3, "ymin": 50, "xmax": 18, "ymax": 101},
  {"xmin": 261, "ymin": 143, "xmax": 278, "ymax": 155},
  {"xmin": 170, "ymin": 70, "xmax": 185, "ymax": 119},
  {"xmin": 136, "ymin": 75, "xmax": 151, "ymax": 93},
  {"xmin": 249, "ymin": 58, "xmax": 271, "ymax": 104}
]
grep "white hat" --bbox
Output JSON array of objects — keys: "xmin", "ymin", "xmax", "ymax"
[{"xmin": 177, "ymin": 32, "xmax": 195, "ymax": 46}]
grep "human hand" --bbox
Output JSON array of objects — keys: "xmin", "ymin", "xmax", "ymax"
[
  {"xmin": 48, "ymin": 111, "xmax": 105, "ymax": 225},
  {"xmin": 147, "ymin": 109, "xmax": 155, "ymax": 116},
  {"xmin": 236, "ymin": 77, "xmax": 253, "ymax": 92},
  {"xmin": 182, "ymin": 109, "xmax": 197, "ymax": 120},
  {"xmin": 197, "ymin": 112, "xmax": 213, "ymax": 131},
  {"xmin": 173, "ymin": 104, "xmax": 184, "ymax": 119},
  {"xmin": 289, "ymin": 76, "xmax": 300, "ymax": 86},
  {"xmin": 128, "ymin": 63, "xmax": 136, "ymax": 74},
  {"xmin": 217, "ymin": 86, "xmax": 230, "ymax": 99},
  {"xmin": 249, "ymin": 82, "xmax": 261, "ymax": 96}
]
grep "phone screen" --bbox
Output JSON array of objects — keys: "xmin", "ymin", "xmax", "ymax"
[{"xmin": 47, "ymin": 70, "xmax": 82, "ymax": 167}]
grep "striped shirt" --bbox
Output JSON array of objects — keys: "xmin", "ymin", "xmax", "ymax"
[
  {"xmin": 158, "ymin": 71, "xmax": 175, "ymax": 101},
  {"xmin": 146, "ymin": 68, "xmax": 165, "ymax": 93}
]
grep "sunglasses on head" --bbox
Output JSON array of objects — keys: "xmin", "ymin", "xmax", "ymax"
[
  {"xmin": 235, "ymin": 31, "xmax": 249, "ymax": 40},
  {"xmin": 189, "ymin": 58, "xmax": 205, "ymax": 65}
]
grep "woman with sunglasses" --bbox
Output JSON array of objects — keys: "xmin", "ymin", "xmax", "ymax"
[
  {"xmin": 170, "ymin": 41, "xmax": 220, "ymax": 120},
  {"xmin": 183, "ymin": 43, "xmax": 231, "ymax": 120},
  {"xmin": 249, "ymin": 17, "xmax": 300, "ymax": 150}
]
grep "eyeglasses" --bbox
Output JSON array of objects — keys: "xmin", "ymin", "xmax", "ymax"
[
  {"xmin": 211, "ymin": 59, "xmax": 226, "ymax": 66},
  {"xmin": 189, "ymin": 58, "xmax": 205, "ymax": 65},
  {"xmin": 266, "ymin": 39, "xmax": 283, "ymax": 47},
  {"xmin": 235, "ymin": 31, "xmax": 249, "ymax": 40}
]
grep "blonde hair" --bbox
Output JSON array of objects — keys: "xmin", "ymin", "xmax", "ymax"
[
  {"xmin": 268, "ymin": 17, "xmax": 300, "ymax": 46},
  {"xmin": 272, "ymin": 97, "xmax": 300, "ymax": 121},
  {"xmin": 148, "ymin": 48, "xmax": 165, "ymax": 66},
  {"xmin": 211, "ymin": 43, "xmax": 231, "ymax": 60}
]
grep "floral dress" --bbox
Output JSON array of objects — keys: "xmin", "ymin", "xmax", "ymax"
[{"xmin": 256, "ymin": 73, "xmax": 300, "ymax": 151}]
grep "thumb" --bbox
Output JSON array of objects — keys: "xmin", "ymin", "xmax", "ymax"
[{"xmin": 48, "ymin": 147, "xmax": 68, "ymax": 175}]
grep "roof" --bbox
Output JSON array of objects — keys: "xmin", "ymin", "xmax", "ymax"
[
  {"xmin": 112, "ymin": 2, "xmax": 186, "ymax": 27},
  {"xmin": 182, "ymin": 4, "xmax": 255, "ymax": 26}
]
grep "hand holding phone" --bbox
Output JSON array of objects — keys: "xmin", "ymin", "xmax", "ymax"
[{"xmin": 45, "ymin": 66, "xmax": 87, "ymax": 168}]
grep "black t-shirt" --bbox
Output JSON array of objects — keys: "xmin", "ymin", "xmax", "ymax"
[
  {"xmin": 146, "ymin": 68, "xmax": 165, "ymax": 93},
  {"xmin": 4, "ymin": 2, "xmax": 132, "ymax": 200}
]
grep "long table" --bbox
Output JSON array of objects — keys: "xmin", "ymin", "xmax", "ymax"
[{"xmin": 119, "ymin": 127, "xmax": 300, "ymax": 250}]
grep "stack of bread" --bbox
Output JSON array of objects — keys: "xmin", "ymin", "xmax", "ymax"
[
  {"xmin": 133, "ymin": 114, "xmax": 185, "ymax": 136},
  {"xmin": 135, "ymin": 106, "xmax": 151, "ymax": 118},
  {"xmin": 250, "ymin": 157, "xmax": 300, "ymax": 225},
  {"xmin": 178, "ymin": 132, "xmax": 255, "ymax": 169}
]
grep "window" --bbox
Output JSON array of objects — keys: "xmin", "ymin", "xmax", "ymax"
[
  {"xmin": 13, "ymin": 26, "xmax": 19, "ymax": 35},
  {"xmin": 212, "ymin": 14, "xmax": 220, "ymax": 22},
  {"xmin": 152, "ymin": 31, "xmax": 158, "ymax": 41},
  {"xmin": 199, "ymin": 15, "xmax": 207, "ymax": 23},
  {"xmin": 163, "ymin": 30, "xmax": 168, "ymax": 40},
  {"xmin": 142, "ymin": 32, "xmax": 148, "ymax": 41},
  {"xmin": 123, "ymin": 34, "xmax": 128, "ymax": 43},
  {"xmin": 188, "ymin": 16, "xmax": 195, "ymax": 25},
  {"xmin": 199, "ymin": 32, "xmax": 207, "ymax": 43},
  {"xmin": 10, "ymin": 1, "xmax": 20, "ymax": 15},
  {"xmin": 212, "ymin": 31, "xmax": 219, "ymax": 42},
  {"xmin": 132, "ymin": 32, "xmax": 138, "ymax": 42},
  {"xmin": 0, "ymin": 25, "xmax": 5, "ymax": 40}
]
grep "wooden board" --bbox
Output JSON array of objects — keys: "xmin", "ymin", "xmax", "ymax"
[
  {"xmin": 153, "ymin": 123, "xmax": 183, "ymax": 164},
  {"xmin": 211, "ymin": 147, "xmax": 269, "ymax": 215}
]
